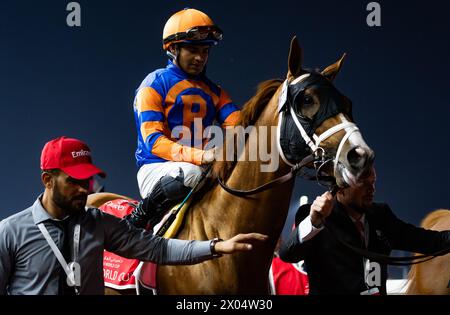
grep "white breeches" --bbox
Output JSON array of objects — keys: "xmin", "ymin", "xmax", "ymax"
[{"xmin": 137, "ymin": 162, "xmax": 205, "ymax": 198}]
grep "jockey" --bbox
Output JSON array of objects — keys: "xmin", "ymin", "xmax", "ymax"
[{"xmin": 128, "ymin": 8, "xmax": 240, "ymax": 227}]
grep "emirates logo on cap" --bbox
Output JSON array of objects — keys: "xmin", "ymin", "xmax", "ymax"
[
  {"xmin": 40, "ymin": 136, "xmax": 106, "ymax": 180},
  {"xmin": 72, "ymin": 150, "xmax": 91, "ymax": 158}
]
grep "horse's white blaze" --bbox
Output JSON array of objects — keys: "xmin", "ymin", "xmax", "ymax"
[
  {"xmin": 346, "ymin": 130, "xmax": 369, "ymax": 152},
  {"xmin": 335, "ymin": 114, "xmax": 372, "ymax": 186},
  {"xmin": 290, "ymin": 73, "xmax": 311, "ymax": 85}
]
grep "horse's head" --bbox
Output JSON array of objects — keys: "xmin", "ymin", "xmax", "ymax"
[{"xmin": 277, "ymin": 37, "xmax": 374, "ymax": 188}]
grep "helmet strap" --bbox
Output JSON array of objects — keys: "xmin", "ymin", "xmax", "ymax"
[
  {"xmin": 166, "ymin": 44, "xmax": 180, "ymax": 64},
  {"xmin": 166, "ymin": 50, "xmax": 177, "ymax": 60}
]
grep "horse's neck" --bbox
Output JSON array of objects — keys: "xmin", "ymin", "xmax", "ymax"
[
  {"xmin": 195, "ymin": 109, "xmax": 294, "ymax": 241},
  {"xmin": 220, "ymin": 157, "xmax": 294, "ymax": 236}
]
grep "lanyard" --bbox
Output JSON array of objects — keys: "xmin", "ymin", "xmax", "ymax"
[{"xmin": 38, "ymin": 222, "xmax": 80, "ymax": 294}]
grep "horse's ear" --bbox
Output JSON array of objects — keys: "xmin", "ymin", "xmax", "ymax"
[
  {"xmin": 321, "ymin": 53, "xmax": 346, "ymax": 82},
  {"xmin": 287, "ymin": 36, "xmax": 304, "ymax": 80}
]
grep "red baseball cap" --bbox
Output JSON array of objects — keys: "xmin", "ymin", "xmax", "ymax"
[{"xmin": 40, "ymin": 136, "xmax": 106, "ymax": 180}]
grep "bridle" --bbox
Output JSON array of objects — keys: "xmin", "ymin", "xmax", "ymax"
[
  {"xmin": 277, "ymin": 74, "xmax": 359, "ymax": 173},
  {"xmin": 218, "ymin": 72, "xmax": 356, "ymax": 196}
]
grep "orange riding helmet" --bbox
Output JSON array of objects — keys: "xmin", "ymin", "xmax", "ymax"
[{"xmin": 162, "ymin": 8, "xmax": 223, "ymax": 50}]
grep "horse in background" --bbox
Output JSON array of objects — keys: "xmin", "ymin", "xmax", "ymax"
[{"xmin": 406, "ymin": 209, "xmax": 450, "ymax": 295}]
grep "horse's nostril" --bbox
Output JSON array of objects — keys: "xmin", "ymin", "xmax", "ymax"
[{"xmin": 347, "ymin": 147, "xmax": 367, "ymax": 169}]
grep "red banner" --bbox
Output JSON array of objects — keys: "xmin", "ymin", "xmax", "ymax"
[{"xmin": 100, "ymin": 199, "xmax": 140, "ymax": 289}]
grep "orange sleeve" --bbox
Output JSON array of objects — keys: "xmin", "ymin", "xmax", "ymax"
[{"xmin": 152, "ymin": 136, "xmax": 205, "ymax": 165}]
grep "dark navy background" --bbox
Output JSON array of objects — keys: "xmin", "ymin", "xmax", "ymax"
[{"xmin": 1, "ymin": 0, "xmax": 449, "ymax": 256}]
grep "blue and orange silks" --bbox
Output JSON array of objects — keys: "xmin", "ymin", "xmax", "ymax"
[{"xmin": 133, "ymin": 61, "xmax": 240, "ymax": 167}]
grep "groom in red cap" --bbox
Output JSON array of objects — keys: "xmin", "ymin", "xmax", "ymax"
[
  {"xmin": 0, "ymin": 136, "xmax": 268, "ymax": 295},
  {"xmin": 39, "ymin": 136, "xmax": 107, "ymax": 220}
]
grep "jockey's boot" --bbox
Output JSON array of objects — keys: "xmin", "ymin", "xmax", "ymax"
[{"xmin": 126, "ymin": 173, "xmax": 190, "ymax": 228}]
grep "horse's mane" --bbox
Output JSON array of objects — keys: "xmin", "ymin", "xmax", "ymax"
[
  {"xmin": 238, "ymin": 79, "xmax": 283, "ymax": 128},
  {"xmin": 212, "ymin": 79, "xmax": 283, "ymax": 180},
  {"xmin": 420, "ymin": 209, "xmax": 450, "ymax": 229}
]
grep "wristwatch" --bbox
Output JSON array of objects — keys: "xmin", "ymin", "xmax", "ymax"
[{"xmin": 210, "ymin": 237, "xmax": 223, "ymax": 258}]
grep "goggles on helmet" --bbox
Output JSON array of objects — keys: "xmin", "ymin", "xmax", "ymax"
[{"xmin": 163, "ymin": 25, "xmax": 223, "ymax": 46}]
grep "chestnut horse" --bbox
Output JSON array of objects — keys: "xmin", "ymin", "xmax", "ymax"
[
  {"xmin": 94, "ymin": 37, "xmax": 374, "ymax": 294},
  {"xmin": 406, "ymin": 209, "xmax": 450, "ymax": 295}
]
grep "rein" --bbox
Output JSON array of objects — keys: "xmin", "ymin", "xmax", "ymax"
[
  {"xmin": 219, "ymin": 160, "xmax": 450, "ymax": 265},
  {"xmin": 328, "ymin": 231, "xmax": 450, "ymax": 265},
  {"xmin": 321, "ymin": 188, "xmax": 450, "ymax": 266},
  {"xmin": 217, "ymin": 154, "xmax": 316, "ymax": 197}
]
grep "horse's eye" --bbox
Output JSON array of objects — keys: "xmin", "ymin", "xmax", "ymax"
[{"xmin": 303, "ymin": 95, "xmax": 314, "ymax": 106}]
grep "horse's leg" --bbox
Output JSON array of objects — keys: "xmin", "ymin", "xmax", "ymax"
[
  {"xmin": 105, "ymin": 287, "xmax": 122, "ymax": 295},
  {"xmin": 104, "ymin": 287, "xmax": 137, "ymax": 295}
]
